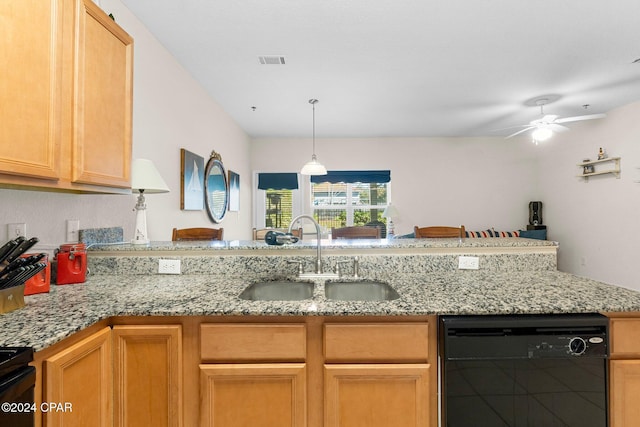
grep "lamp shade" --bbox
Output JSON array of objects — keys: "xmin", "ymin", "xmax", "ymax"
[
  {"xmin": 382, "ymin": 204, "xmax": 399, "ymax": 218},
  {"xmin": 301, "ymin": 155, "xmax": 328, "ymax": 176},
  {"xmin": 131, "ymin": 159, "xmax": 170, "ymax": 193}
]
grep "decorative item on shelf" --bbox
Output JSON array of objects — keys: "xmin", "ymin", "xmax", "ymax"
[
  {"xmin": 382, "ymin": 204, "xmax": 399, "ymax": 237},
  {"xmin": 131, "ymin": 159, "xmax": 170, "ymax": 244},
  {"xmin": 180, "ymin": 149, "xmax": 205, "ymax": 211},
  {"xmin": 583, "ymin": 159, "xmax": 595, "ymax": 174},
  {"xmin": 598, "ymin": 147, "xmax": 607, "ymax": 160},
  {"xmin": 300, "ymin": 99, "xmax": 327, "ymax": 176}
]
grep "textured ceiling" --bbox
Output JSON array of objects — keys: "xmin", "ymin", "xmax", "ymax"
[{"xmin": 121, "ymin": 0, "xmax": 640, "ymax": 139}]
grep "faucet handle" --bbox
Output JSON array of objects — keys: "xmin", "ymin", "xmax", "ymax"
[{"xmin": 287, "ymin": 259, "xmax": 304, "ymax": 275}]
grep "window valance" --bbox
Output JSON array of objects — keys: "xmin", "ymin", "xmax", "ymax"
[
  {"xmin": 257, "ymin": 173, "xmax": 299, "ymax": 190},
  {"xmin": 310, "ymin": 170, "xmax": 391, "ymax": 184}
]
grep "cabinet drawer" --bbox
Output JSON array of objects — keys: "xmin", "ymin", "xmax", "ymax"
[
  {"xmin": 611, "ymin": 318, "xmax": 640, "ymax": 356},
  {"xmin": 324, "ymin": 323, "xmax": 429, "ymax": 362},
  {"xmin": 201, "ymin": 324, "xmax": 306, "ymax": 361}
]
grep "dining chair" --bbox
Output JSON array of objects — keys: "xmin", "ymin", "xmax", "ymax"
[
  {"xmin": 331, "ymin": 226, "xmax": 381, "ymax": 239},
  {"xmin": 172, "ymin": 227, "xmax": 224, "ymax": 241},
  {"xmin": 413, "ymin": 225, "xmax": 466, "ymax": 238}
]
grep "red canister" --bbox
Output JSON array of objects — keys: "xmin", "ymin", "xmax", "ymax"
[
  {"xmin": 22, "ymin": 253, "xmax": 50, "ymax": 295},
  {"xmin": 56, "ymin": 243, "xmax": 87, "ymax": 285}
]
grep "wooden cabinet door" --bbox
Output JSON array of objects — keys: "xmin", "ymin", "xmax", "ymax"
[
  {"xmin": 72, "ymin": 0, "xmax": 132, "ymax": 189},
  {"xmin": 324, "ymin": 364, "xmax": 430, "ymax": 427},
  {"xmin": 200, "ymin": 363, "xmax": 307, "ymax": 427},
  {"xmin": 44, "ymin": 327, "xmax": 112, "ymax": 427},
  {"xmin": 611, "ymin": 360, "xmax": 640, "ymax": 427},
  {"xmin": 113, "ymin": 325, "xmax": 182, "ymax": 427},
  {"xmin": 0, "ymin": 0, "xmax": 62, "ymax": 181}
]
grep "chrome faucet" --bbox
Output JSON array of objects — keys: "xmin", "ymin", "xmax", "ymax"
[
  {"xmin": 288, "ymin": 214, "xmax": 338, "ymax": 278},
  {"xmin": 288, "ymin": 214, "xmax": 323, "ymax": 274}
]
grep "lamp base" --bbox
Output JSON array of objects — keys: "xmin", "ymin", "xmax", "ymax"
[{"xmin": 132, "ymin": 193, "xmax": 149, "ymax": 245}]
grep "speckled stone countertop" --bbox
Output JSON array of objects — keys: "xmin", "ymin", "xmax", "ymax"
[
  {"xmin": 88, "ymin": 237, "xmax": 558, "ymax": 252},
  {"xmin": 2, "ymin": 269, "xmax": 640, "ymax": 351}
]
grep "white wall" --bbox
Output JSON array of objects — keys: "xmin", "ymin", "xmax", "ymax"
[
  {"xmin": 0, "ymin": 0, "xmax": 253, "ymax": 248},
  {"xmin": 537, "ymin": 101, "xmax": 640, "ymax": 290},
  {"xmin": 252, "ymin": 136, "xmax": 542, "ymax": 236}
]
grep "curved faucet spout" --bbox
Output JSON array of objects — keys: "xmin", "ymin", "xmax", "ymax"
[{"xmin": 288, "ymin": 214, "xmax": 323, "ymax": 274}]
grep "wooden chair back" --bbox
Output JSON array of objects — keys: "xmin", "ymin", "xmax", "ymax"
[
  {"xmin": 172, "ymin": 227, "xmax": 224, "ymax": 241},
  {"xmin": 252, "ymin": 228, "xmax": 303, "ymax": 241},
  {"xmin": 331, "ymin": 226, "xmax": 381, "ymax": 239},
  {"xmin": 413, "ymin": 225, "xmax": 466, "ymax": 239}
]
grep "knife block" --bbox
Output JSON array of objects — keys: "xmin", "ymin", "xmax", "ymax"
[{"xmin": 0, "ymin": 284, "xmax": 25, "ymax": 314}]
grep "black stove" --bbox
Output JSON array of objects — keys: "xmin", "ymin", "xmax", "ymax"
[{"xmin": 0, "ymin": 347, "xmax": 35, "ymax": 427}]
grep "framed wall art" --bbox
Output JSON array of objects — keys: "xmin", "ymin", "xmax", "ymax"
[
  {"xmin": 228, "ymin": 170, "xmax": 240, "ymax": 212},
  {"xmin": 180, "ymin": 148, "xmax": 205, "ymax": 210}
]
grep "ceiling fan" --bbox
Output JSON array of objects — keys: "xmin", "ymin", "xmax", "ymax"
[{"xmin": 506, "ymin": 98, "xmax": 606, "ymax": 142}]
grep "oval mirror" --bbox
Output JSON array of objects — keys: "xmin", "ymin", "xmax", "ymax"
[{"xmin": 204, "ymin": 150, "xmax": 228, "ymax": 223}]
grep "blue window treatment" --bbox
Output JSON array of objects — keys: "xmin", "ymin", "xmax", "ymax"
[
  {"xmin": 258, "ymin": 173, "xmax": 299, "ymax": 190},
  {"xmin": 310, "ymin": 170, "xmax": 391, "ymax": 184}
]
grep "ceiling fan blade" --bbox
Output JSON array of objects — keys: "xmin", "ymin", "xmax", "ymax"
[
  {"xmin": 555, "ymin": 113, "xmax": 606, "ymax": 124},
  {"xmin": 506, "ymin": 126, "xmax": 534, "ymax": 139},
  {"xmin": 548, "ymin": 124, "xmax": 570, "ymax": 133},
  {"xmin": 540, "ymin": 115, "xmax": 559, "ymax": 123}
]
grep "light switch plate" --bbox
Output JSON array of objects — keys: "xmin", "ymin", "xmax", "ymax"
[{"xmin": 458, "ymin": 256, "xmax": 479, "ymax": 270}]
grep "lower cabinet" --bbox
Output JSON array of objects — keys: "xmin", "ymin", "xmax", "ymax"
[
  {"xmin": 44, "ymin": 327, "xmax": 112, "ymax": 427},
  {"xmin": 324, "ymin": 364, "xmax": 430, "ymax": 427},
  {"xmin": 323, "ymin": 323, "xmax": 433, "ymax": 427},
  {"xmin": 199, "ymin": 323, "xmax": 307, "ymax": 427},
  {"xmin": 609, "ymin": 316, "xmax": 640, "ymax": 427},
  {"xmin": 610, "ymin": 360, "xmax": 640, "ymax": 426},
  {"xmin": 112, "ymin": 325, "xmax": 183, "ymax": 427},
  {"xmin": 200, "ymin": 363, "xmax": 307, "ymax": 427},
  {"xmin": 39, "ymin": 316, "xmax": 437, "ymax": 427}
]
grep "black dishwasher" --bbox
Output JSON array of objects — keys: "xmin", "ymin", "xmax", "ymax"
[
  {"xmin": 0, "ymin": 347, "xmax": 36, "ymax": 427},
  {"xmin": 441, "ymin": 314, "xmax": 608, "ymax": 427}
]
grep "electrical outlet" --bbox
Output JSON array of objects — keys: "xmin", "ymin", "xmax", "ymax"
[
  {"xmin": 66, "ymin": 219, "xmax": 80, "ymax": 242},
  {"xmin": 458, "ymin": 256, "xmax": 480, "ymax": 270},
  {"xmin": 7, "ymin": 223, "xmax": 26, "ymax": 238},
  {"xmin": 158, "ymin": 259, "xmax": 181, "ymax": 274}
]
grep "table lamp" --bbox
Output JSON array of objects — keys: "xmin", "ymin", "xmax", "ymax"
[
  {"xmin": 131, "ymin": 159, "xmax": 170, "ymax": 244},
  {"xmin": 382, "ymin": 204, "xmax": 399, "ymax": 237}
]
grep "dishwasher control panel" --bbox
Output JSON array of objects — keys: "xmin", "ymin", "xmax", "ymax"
[{"xmin": 527, "ymin": 333, "xmax": 607, "ymax": 358}]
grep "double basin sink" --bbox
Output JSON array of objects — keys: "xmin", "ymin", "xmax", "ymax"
[{"xmin": 239, "ymin": 280, "xmax": 400, "ymax": 302}]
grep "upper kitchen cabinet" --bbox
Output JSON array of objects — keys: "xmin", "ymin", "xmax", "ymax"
[{"xmin": 0, "ymin": 0, "xmax": 133, "ymax": 193}]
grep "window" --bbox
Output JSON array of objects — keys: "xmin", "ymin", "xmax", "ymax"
[
  {"xmin": 255, "ymin": 173, "xmax": 302, "ymax": 229},
  {"xmin": 310, "ymin": 170, "xmax": 390, "ymax": 233}
]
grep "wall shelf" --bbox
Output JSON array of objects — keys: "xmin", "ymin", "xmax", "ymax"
[{"xmin": 576, "ymin": 157, "xmax": 620, "ymax": 180}]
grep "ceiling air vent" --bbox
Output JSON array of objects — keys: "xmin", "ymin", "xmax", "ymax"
[{"xmin": 259, "ymin": 56, "xmax": 286, "ymax": 65}]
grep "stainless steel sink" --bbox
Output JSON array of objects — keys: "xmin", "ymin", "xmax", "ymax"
[
  {"xmin": 239, "ymin": 281, "xmax": 314, "ymax": 301},
  {"xmin": 324, "ymin": 281, "xmax": 400, "ymax": 301}
]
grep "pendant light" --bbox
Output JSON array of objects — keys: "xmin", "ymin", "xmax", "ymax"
[{"xmin": 300, "ymin": 99, "xmax": 327, "ymax": 175}]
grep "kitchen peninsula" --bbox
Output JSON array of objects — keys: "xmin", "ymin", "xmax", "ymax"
[{"xmin": 2, "ymin": 237, "xmax": 640, "ymax": 427}]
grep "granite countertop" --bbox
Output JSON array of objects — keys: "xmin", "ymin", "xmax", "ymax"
[
  {"xmin": 87, "ymin": 237, "xmax": 558, "ymax": 252},
  {"xmin": 2, "ymin": 270, "xmax": 640, "ymax": 351}
]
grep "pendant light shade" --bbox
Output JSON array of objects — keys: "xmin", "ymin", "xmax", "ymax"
[{"xmin": 301, "ymin": 99, "xmax": 327, "ymax": 176}]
